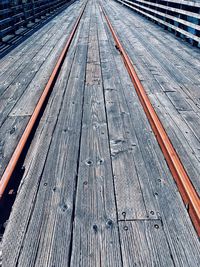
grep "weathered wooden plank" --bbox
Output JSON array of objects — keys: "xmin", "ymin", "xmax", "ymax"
[
  {"xmin": 1, "ymin": 6, "xmax": 87, "ymax": 265},
  {"xmin": 126, "ymin": 0, "xmax": 200, "ymax": 20},
  {"xmin": 0, "ymin": 1, "xmax": 81, "ymax": 75},
  {"xmin": 116, "ymin": 0, "xmax": 200, "ymax": 43},
  {"xmin": 109, "ymin": 1, "xmax": 200, "ymax": 83},
  {"xmin": 2, "ymin": 2, "xmax": 200, "ymax": 267},
  {"xmin": 119, "ymin": 220, "xmax": 174, "ymax": 267},
  {"xmin": 123, "ymin": 2, "xmax": 199, "ymax": 81},
  {"xmin": 29, "ymin": 11, "xmax": 90, "ymax": 267},
  {"xmin": 9, "ymin": 29, "xmax": 76, "ymax": 117},
  {"xmin": 0, "ymin": 12, "xmax": 84, "ymax": 178},
  {"xmin": 137, "ymin": 20, "xmax": 200, "ymax": 70},
  {"xmin": 0, "ymin": 12, "xmax": 73, "ymax": 96},
  {"xmin": 70, "ymin": 4, "xmax": 122, "ymax": 266},
  {"xmin": 116, "ymin": 18, "xmax": 197, "ymax": 94},
  {"xmin": 0, "ymin": 1, "xmax": 83, "ymax": 106},
  {"xmin": 0, "ymin": 19, "xmax": 64, "ymax": 90},
  {"xmin": 17, "ymin": 44, "xmax": 89, "ymax": 267},
  {"xmin": 1, "ymin": 5, "xmax": 83, "ymax": 121},
  {"xmin": 148, "ymin": 92, "xmax": 200, "ymax": 194},
  {"xmin": 180, "ymin": 110, "xmax": 200, "ymax": 142},
  {"xmin": 0, "ymin": 36, "xmax": 63, "ymax": 125},
  {"xmin": 104, "ymin": 0, "xmax": 200, "ymax": 195},
  {"xmin": 97, "ymin": 8, "xmax": 154, "ymax": 220},
  {"xmin": 102, "ymin": 2, "xmax": 200, "ymax": 265},
  {"xmin": 0, "ymin": 116, "xmax": 30, "ymax": 178},
  {"xmin": 119, "ymin": 0, "xmax": 200, "ymax": 31},
  {"xmin": 0, "ymin": 6, "xmax": 86, "ymax": 182}
]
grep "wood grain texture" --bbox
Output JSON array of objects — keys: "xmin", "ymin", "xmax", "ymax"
[
  {"xmin": 16, "ymin": 42, "xmax": 89, "ymax": 267},
  {"xmin": 0, "ymin": 1, "xmax": 81, "ymax": 74},
  {"xmin": 119, "ymin": 220, "xmax": 175, "ymax": 267},
  {"xmin": 69, "ymin": 3, "xmax": 122, "ymax": 266},
  {"xmin": 104, "ymin": 0, "xmax": 200, "ymax": 196},
  {"xmin": 0, "ymin": 116, "xmax": 30, "ymax": 178},
  {"xmin": 2, "ymin": 3, "xmax": 87, "ymax": 265},
  {"xmin": 0, "ymin": 0, "xmax": 84, "ymax": 180},
  {"xmin": 97, "ymin": 7, "xmax": 156, "ymax": 221},
  {"xmin": 0, "ymin": 2, "xmax": 83, "ymax": 125},
  {"xmin": 116, "ymin": 0, "xmax": 200, "ymax": 43},
  {"xmin": 2, "ymin": 1, "xmax": 200, "ymax": 266},
  {"xmin": 102, "ymin": 2, "xmax": 200, "ymax": 265}
]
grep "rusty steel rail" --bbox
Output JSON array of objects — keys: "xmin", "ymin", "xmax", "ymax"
[
  {"xmin": 99, "ymin": 4, "xmax": 200, "ymax": 236},
  {"xmin": 0, "ymin": 1, "xmax": 88, "ymax": 200}
]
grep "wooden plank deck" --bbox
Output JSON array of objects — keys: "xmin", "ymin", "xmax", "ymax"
[
  {"xmin": 0, "ymin": 0, "xmax": 200, "ymax": 266},
  {"xmin": 105, "ymin": 0, "xmax": 200, "ymax": 196},
  {"xmin": 0, "ymin": 0, "xmax": 84, "ymax": 180}
]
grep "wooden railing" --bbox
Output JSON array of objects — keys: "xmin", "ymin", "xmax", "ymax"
[
  {"xmin": 0, "ymin": 0, "xmax": 71, "ymax": 42},
  {"xmin": 115, "ymin": 0, "xmax": 200, "ymax": 46}
]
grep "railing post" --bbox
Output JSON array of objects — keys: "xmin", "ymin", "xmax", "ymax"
[
  {"xmin": 30, "ymin": 0, "xmax": 36, "ymax": 22},
  {"xmin": 22, "ymin": 0, "xmax": 28, "ymax": 27},
  {"xmin": 10, "ymin": 0, "xmax": 17, "ymax": 35}
]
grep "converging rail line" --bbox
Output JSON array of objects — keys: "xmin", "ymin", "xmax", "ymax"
[
  {"xmin": 0, "ymin": 0, "xmax": 77, "ymax": 58},
  {"xmin": 0, "ymin": 1, "xmax": 87, "ymax": 200},
  {"xmin": 99, "ymin": 3, "xmax": 200, "ymax": 237},
  {"xmin": 0, "ymin": 0, "xmax": 200, "ymax": 266}
]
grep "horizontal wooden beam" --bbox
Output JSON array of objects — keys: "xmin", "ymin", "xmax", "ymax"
[{"xmin": 116, "ymin": 0, "xmax": 200, "ymax": 45}]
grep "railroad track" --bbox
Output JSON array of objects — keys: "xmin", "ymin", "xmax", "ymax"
[
  {"xmin": 0, "ymin": 0, "xmax": 88, "ymax": 237},
  {"xmin": 99, "ymin": 3, "xmax": 200, "ymax": 237},
  {"xmin": 0, "ymin": 0, "xmax": 199, "ymax": 251}
]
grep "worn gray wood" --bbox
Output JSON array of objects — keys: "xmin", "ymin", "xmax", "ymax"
[
  {"xmin": 118, "ymin": 0, "xmax": 200, "ymax": 31},
  {"xmin": 116, "ymin": 0, "xmax": 200, "ymax": 43},
  {"xmin": 70, "ymin": 3, "xmax": 122, "ymax": 266},
  {"xmin": 2, "ymin": 4, "xmax": 87, "ymax": 265},
  {"xmin": 16, "ymin": 25, "xmax": 89, "ymax": 267},
  {"xmin": 0, "ymin": 3, "xmax": 83, "ymax": 125},
  {"xmin": 0, "ymin": 116, "xmax": 30, "ymax": 178},
  {"xmin": 119, "ymin": 220, "xmax": 175, "ymax": 267},
  {"xmin": 0, "ymin": 1, "xmax": 82, "ymax": 75},
  {"xmin": 9, "ymin": 27, "xmax": 76, "ymax": 117},
  {"xmin": 97, "ymin": 7, "xmax": 156, "ymax": 221},
  {"xmin": 180, "ymin": 110, "xmax": 200, "ymax": 143},
  {"xmin": 0, "ymin": 1, "xmax": 85, "ymax": 180},
  {"xmin": 124, "ymin": 0, "xmax": 200, "ymax": 19},
  {"xmin": 0, "ymin": 24, "xmax": 72, "ymax": 172},
  {"xmin": 0, "ymin": 19, "xmax": 66, "ymax": 94},
  {"xmin": 104, "ymin": 0, "xmax": 200, "ymax": 195},
  {"xmin": 102, "ymin": 2, "xmax": 200, "ymax": 265},
  {"xmin": 110, "ymin": 1, "xmax": 200, "ymax": 81},
  {"xmin": 2, "ymin": 1, "xmax": 200, "ymax": 266}
]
